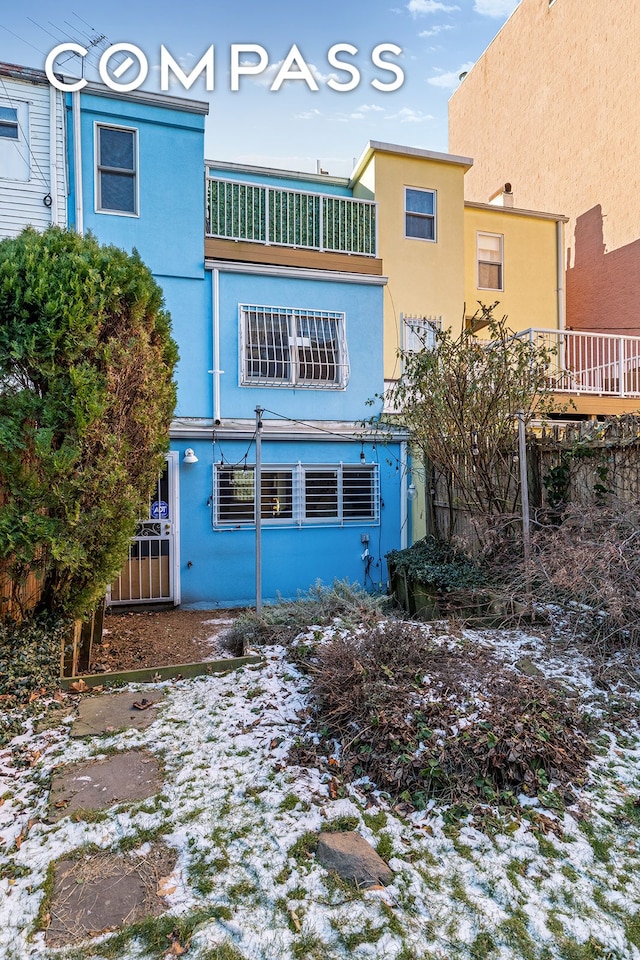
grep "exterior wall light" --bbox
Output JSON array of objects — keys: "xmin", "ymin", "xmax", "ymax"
[
  {"xmin": 183, "ymin": 448, "xmax": 198, "ymax": 464},
  {"xmin": 407, "ymin": 482, "xmax": 418, "ymax": 501}
]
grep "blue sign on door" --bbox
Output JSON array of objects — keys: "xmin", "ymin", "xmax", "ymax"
[{"xmin": 151, "ymin": 500, "xmax": 169, "ymax": 519}]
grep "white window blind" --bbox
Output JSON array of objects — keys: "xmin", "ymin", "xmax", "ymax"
[{"xmin": 477, "ymin": 233, "xmax": 503, "ymax": 290}]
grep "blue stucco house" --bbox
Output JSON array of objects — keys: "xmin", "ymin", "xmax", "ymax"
[{"xmin": 65, "ymin": 83, "xmax": 406, "ymax": 608}]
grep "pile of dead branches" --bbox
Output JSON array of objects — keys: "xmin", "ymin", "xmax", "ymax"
[{"xmin": 306, "ymin": 621, "xmax": 592, "ymax": 809}]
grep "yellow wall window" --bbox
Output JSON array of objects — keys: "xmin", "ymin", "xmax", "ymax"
[{"xmin": 477, "ymin": 232, "xmax": 503, "ymax": 290}]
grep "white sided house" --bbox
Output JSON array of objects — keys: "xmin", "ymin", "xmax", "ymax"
[{"xmin": 0, "ymin": 62, "xmax": 67, "ymax": 239}]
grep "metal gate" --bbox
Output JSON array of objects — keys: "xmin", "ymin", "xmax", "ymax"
[{"xmin": 108, "ymin": 454, "xmax": 180, "ymax": 605}]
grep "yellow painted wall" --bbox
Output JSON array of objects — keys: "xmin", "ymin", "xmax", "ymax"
[
  {"xmin": 353, "ymin": 149, "xmax": 468, "ymax": 380},
  {"xmin": 463, "ymin": 206, "xmax": 561, "ymax": 336}
]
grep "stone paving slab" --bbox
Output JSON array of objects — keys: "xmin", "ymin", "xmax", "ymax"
[
  {"xmin": 70, "ymin": 691, "xmax": 164, "ymax": 737},
  {"xmin": 45, "ymin": 842, "xmax": 177, "ymax": 947},
  {"xmin": 48, "ymin": 749, "xmax": 163, "ymax": 821}
]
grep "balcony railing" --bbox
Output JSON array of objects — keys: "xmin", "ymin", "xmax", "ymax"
[
  {"xmin": 515, "ymin": 328, "xmax": 640, "ymax": 397},
  {"xmin": 206, "ymin": 175, "xmax": 377, "ymax": 257}
]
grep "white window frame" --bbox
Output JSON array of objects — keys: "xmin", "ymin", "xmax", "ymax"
[
  {"xmin": 0, "ymin": 100, "xmax": 29, "ymax": 181},
  {"xmin": 213, "ymin": 462, "xmax": 379, "ymax": 527},
  {"xmin": 405, "ymin": 186, "xmax": 437, "ymax": 243},
  {"xmin": 239, "ymin": 304, "xmax": 349, "ymax": 390},
  {"xmin": 94, "ymin": 122, "xmax": 139, "ymax": 217},
  {"xmin": 477, "ymin": 231, "xmax": 504, "ymax": 292}
]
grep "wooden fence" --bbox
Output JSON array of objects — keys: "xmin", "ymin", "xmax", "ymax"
[
  {"xmin": 0, "ymin": 563, "xmax": 43, "ymax": 623},
  {"xmin": 426, "ymin": 415, "xmax": 640, "ymax": 550}
]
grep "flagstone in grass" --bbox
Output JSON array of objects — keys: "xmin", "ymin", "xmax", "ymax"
[
  {"xmin": 48, "ymin": 749, "xmax": 163, "ymax": 821},
  {"xmin": 45, "ymin": 841, "xmax": 176, "ymax": 948}
]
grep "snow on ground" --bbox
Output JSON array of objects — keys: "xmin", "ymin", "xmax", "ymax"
[{"xmin": 1, "ymin": 621, "xmax": 640, "ymax": 960}]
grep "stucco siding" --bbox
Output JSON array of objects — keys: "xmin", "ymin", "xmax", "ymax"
[
  {"xmin": 449, "ymin": 0, "xmax": 640, "ymax": 334},
  {"xmin": 463, "ymin": 206, "xmax": 560, "ymax": 333}
]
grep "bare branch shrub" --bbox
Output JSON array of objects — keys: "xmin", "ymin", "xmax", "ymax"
[
  {"xmin": 387, "ymin": 306, "xmax": 557, "ymax": 550},
  {"xmin": 524, "ymin": 502, "xmax": 640, "ymax": 648}
]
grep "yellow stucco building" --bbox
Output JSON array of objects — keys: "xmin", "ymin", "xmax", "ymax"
[
  {"xmin": 350, "ymin": 141, "xmax": 564, "ymax": 383},
  {"xmin": 349, "ymin": 141, "xmax": 567, "ymax": 541}
]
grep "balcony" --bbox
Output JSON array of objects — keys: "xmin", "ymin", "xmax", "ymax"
[
  {"xmin": 516, "ymin": 328, "xmax": 640, "ymax": 398},
  {"xmin": 205, "ymin": 174, "xmax": 378, "ymax": 259}
]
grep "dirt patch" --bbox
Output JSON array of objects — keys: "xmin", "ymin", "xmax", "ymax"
[{"xmin": 89, "ymin": 608, "xmax": 241, "ymax": 674}]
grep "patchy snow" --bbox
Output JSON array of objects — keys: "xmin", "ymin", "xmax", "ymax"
[{"xmin": 1, "ymin": 624, "xmax": 640, "ymax": 959}]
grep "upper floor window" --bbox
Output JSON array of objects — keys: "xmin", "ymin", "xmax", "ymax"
[
  {"xmin": 0, "ymin": 106, "xmax": 19, "ymax": 140},
  {"xmin": 405, "ymin": 187, "xmax": 436, "ymax": 242},
  {"xmin": 0, "ymin": 101, "xmax": 29, "ymax": 181},
  {"xmin": 477, "ymin": 232, "xmax": 503, "ymax": 291},
  {"xmin": 96, "ymin": 124, "xmax": 138, "ymax": 215},
  {"xmin": 240, "ymin": 305, "xmax": 349, "ymax": 389}
]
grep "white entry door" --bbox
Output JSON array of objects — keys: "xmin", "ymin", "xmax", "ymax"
[{"xmin": 108, "ymin": 453, "xmax": 180, "ymax": 605}]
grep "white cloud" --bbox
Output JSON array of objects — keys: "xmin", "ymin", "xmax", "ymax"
[
  {"xmin": 357, "ymin": 104, "xmax": 385, "ymax": 113},
  {"xmin": 254, "ymin": 59, "xmax": 338, "ymax": 88},
  {"xmin": 385, "ymin": 106, "xmax": 434, "ymax": 123},
  {"xmin": 294, "ymin": 109, "xmax": 323, "ymax": 121},
  {"xmin": 427, "ymin": 60, "xmax": 474, "ymax": 88},
  {"xmin": 473, "ymin": 0, "xmax": 519, "ymax": 16},
  {"xmin": 418, "ymin": 24, "xmax": 454, "ymax": 37},
  {"xmin": 407, "ymin": 0, "xmax": 459, "ymax": 15}
]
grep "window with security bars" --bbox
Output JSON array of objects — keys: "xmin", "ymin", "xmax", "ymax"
[
  {"xmin": 241, "ymin": 305, "xmax": 348, "ymax": 388},
  {"xmin": 214, "ymin": 463, "xmax": 378, "ymax": 525},
  {"xmin": 403, "ymin": 315, "xmax": 441, "ymax": 353},
  {"xmin": 477, "ymin": 232, "xmax": 503, "ymax": 290},
  {"xmin": 96, "ymin": 124, "xmax": 138, "ymax": 214}
]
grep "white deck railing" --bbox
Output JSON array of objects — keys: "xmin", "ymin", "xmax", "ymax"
[
  {"xmin": 515, "ymin": 328, "xmax": 640, "ymax": 397},
  {"xmin": 206, "ymin": 174, "xmax": 377, "ymax": 257}
]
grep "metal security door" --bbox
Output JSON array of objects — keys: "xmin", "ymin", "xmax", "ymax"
[{"xmin": 108, "ymin": 454, "xmax": 180, "ymax": 605}]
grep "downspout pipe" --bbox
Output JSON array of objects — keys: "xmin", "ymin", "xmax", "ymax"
[
  {"xmin": 556, "ymin": 219, "xmax": 565, "ymax": 331},
  {"xmin": 72, "ymin": 89, "xmax": 83, "ymax": 234},
  {"xmin": 400, "ymin": 440, "xmax": 409, "ymax": 550},
  {"xmin": 210, "ymin": 267, "xmax": 222, "ymax": 423},
  {"xmin": 48, "ymin": 86, "xmax": 59, "ymax": 225}
]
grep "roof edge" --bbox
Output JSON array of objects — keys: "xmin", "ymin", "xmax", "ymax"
[
  {"xmin": 80, "ymin": 80, "xmax": 209, "ymax": 115},
  {"xmin": 465, "ymin": 200, "xmax": 568, "ymax": 222},
  {"xmin": 350, "ymin": 139, "xmax": 473, "ymax": 186},
  {"xmin": 206, "ymin": 159, "xmax": 349, "ymax": 187}
]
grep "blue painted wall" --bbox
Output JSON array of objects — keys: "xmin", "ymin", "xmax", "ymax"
[
  {"xmin": 68, "ymin": 91, "xmax": 206, "ymax": 280},
  {"xmin": 173, "ymin": 436, "xmax": 403, "ymax": 608},
  {"xmin": 160, "ymin": 275, "xmax": 211, "ymax": 418},
  {"xmin": 63, "ymin": 92, "xmax": 404, "ymax": 608},
  {"xmin": 210, "ymin": 268, "xmax": 384, "ymax": 423},
  {"xmin": 68, "ymin": 89, "xmax": 210, "ymax": 418}
]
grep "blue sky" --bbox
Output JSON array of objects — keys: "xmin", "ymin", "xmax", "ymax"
[{"xmin": 1, "ymin": 0, "xmax": 519, "ymax": 177}]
